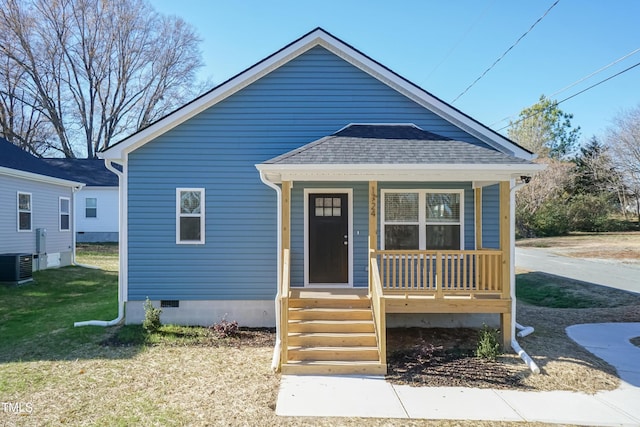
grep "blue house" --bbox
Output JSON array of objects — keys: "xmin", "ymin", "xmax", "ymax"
[{"xmin": 100, "ymin": 28, "xmax": 542, "ymax": 374}]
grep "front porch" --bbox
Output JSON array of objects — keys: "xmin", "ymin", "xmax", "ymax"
[{"xmin": 276, "ymin": 179, "xmax": 513, "ymax": 375}]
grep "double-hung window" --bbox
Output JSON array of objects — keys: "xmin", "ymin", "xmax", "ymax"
[
  {"xmin": 17, "ymin": 192, "xmax": 32, "ymax": 231},
  {"xmin": 85, "ymin": 197, "xmax": 97, "ymax": 218},
  {"xmin": 176, "ymin": 188, "xmax": 205, "ymax": 244},
  {"xmin": 59, "ymin": 197, "xmax": 70, "ymax": 231},
  {"xmin": 382, "ymin": 190, "xmax": 463, "ymax": 250}
]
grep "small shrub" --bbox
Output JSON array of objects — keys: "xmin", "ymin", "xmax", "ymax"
[
  {"xmin": 212, "ymin": 316, "xmax": 239, "ymax": 338},
  {"xmin": 476, "ymin": 324, "xmax": 501, "ymax": 360},
  {"xmin": 142, "ymin": 297, "xmax": 162, "ymax": 333}
]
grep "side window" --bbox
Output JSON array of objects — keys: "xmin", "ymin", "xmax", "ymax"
[
  {"xmin": 176, "ymin": 188, "xmax": 205, "ymax": 244},
  {"xmin": 18, "ymin": 192, "xmax": 32, "ymax": 231},
  {"xmin": 86, "ymin": 197, "xmax": 97, "ymax": 218},
  {"xmin": 60, "ymin": 197, "xmax": 71, "ymax": 231}
]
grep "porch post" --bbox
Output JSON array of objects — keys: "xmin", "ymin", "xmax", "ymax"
[
  {"xmin": 475, "ymin": 187, "xmax": 483, "ymax": 249},
  {"xmin": 499, "ymin": 181, "xmax": 512, "ymax": 348},
  {"xmin": 368, "ymin": 181, "xmax": 377, "ymax": 292}
]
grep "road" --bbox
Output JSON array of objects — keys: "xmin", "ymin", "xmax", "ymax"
[{"xmin": 515, "ymin": 247, "xmax": 640, "ymax": 295}]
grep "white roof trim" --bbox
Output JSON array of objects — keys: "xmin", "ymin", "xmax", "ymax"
[
  {"xmin": 101, "ymin": 28, "xmax": 534, "ymax": 162},
  {"xmin": 256, "ymin": 162, "xmax": 545, "ymax": 183},
  {"xmin": 0, "ymin": 166, "xmax": 85, "ymax": 188}
]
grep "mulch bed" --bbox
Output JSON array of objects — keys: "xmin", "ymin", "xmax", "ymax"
[{"xmin": 385, "ymin": 327, "xmax": 528, "ymax": 389}]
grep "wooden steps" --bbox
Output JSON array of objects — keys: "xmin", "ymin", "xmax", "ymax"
[{"xmin": 281, "ymin": 291, "xmax": 386, "ymax": 375}]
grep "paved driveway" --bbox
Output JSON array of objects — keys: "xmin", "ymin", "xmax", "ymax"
[{"xmin": 515, "ymin": 247, "xmax": 640, "ymax": 294}]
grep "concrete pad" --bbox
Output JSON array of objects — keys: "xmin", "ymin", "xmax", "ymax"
[
  {"xmin": 276, "ymin": 375, "xmax": 407, "ymax": 418},
  {"xmin": 393, "ymin": 385, "xmax": 523, "ymax": 421},
  {"xmin": 496, "ymin": 390, "xmax": 640, "ymax": 426},
  {"xmin": 567, "ymin": 323, "xmax": 640, "ymax": 386}
]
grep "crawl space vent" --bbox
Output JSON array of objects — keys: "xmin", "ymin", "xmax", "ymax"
[{"xmin": 160, "ymin": 300, "xmax": 179, "ymax": 308}]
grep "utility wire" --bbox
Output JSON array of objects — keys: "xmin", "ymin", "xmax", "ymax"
[
  {"xmin": 425, "ymin": 0, "xmax": 496, "ymax": 81},
  {"xmin": 451, "ymin": 0, "xmax": 560, "ymax": 104},
  {"xmin": 497, "ymin": 60, "xmax": 640, "ymax": 132},
  {"xmin": 489, "ymin": 46, "xmax": 640, "ymax": 128}
]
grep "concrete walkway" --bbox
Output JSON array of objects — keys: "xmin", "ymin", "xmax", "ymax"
[{"xmin": 276, "ymin": 323, "xmax": 640, "ymax": 426}]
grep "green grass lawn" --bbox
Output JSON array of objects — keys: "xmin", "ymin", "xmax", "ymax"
[{"xmin": 0, "ymin": 245, "xmax": 119, "ymax": 362}]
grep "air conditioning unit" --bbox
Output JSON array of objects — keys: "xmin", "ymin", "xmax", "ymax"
[{"xmin": 0, "ymin": 253, "xmax": 33, "ymax": 285}]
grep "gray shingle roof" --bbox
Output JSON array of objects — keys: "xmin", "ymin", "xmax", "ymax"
[
  {"xmin": 0, "ymin": 137, "xmax": 80, "ymax": 182},
  {"xmin": 264, "ymin": 124, "xmax": 531, "ymax": 165},
  {"xmin": 42, "ymin": 158, "xmax": 118, "ymax": 187}
]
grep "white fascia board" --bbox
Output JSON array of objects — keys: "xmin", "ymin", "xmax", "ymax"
[
  {"xmin": 101, "ymin": 30, "xmax": 330, "ymax": 160},
  {"xmin": 256, "ymin": 162, "xmax": 546, "ymax": 183},
  {"xmin": 101, "ymin": 28, "xmax": 533, "ymax": 161},
  {"xmin": 317, "ymin": 36, "xmax": 534, "ymax": 160},
  {"xmin": 0, "ymin": 166, "xmax": 85, "ymax": 189}
]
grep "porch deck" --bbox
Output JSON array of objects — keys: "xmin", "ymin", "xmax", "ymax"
[{"xmin": 279, "ymin": 249, "xmax": 511, "ymax": 375}]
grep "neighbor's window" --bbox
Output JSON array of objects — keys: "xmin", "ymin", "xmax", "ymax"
[
  {"xmin": 17, "ymin": 192, "xmax": 32, "ymax": 231},
  {"xmin": 59, "ymin": 197, "xmax": 70, "ymax": 231},
  {"xmin": 176, "ymin": 188, "xmax": 205, "ymax": 244},
  {"xmin": 85, "ymin": 197, "xmax": 97, "ymax": 218},
  {"xmin": 382, "ymin": 190, "xmax": 463, "ymax": 250}
]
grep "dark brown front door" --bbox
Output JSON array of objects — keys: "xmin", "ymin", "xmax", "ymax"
[{"xmin": 308, "ymin": 193, "xmax": 349, "ymax": 284}]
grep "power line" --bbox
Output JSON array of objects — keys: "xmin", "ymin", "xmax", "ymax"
[
  {"xmin": 425, "ymin": 0, "xmax": 496, "ymax": 81},
  {"xmin": 489, "ymin": 46, "xmax": 640, "ymax": 128},
  {"xmin": 497, "ymin": 60, "xmax": 640, "ymax": 132},
  {"xmin": 451, "ymin": 0, "xmax": 560, "ymax": 104}
]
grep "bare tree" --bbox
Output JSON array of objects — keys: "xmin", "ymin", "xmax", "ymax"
[
  {"xmin": 607, "ymin": 104, "xmax": 640, "ymax": 221},
  {"xmin": 0, "ymin": 0, "xmax": 203, "ymax": 158}
]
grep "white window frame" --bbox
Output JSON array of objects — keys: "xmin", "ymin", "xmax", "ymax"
[
  {"xmin": 85, "ymin": 197, "xmax": 97, "ymax": 218},
  {"xmin": 380, "ymin": 189, "xmax": 464, "ymax": 250},
  {"xmin": 59, "ymin": 197, "xmax": 71, "ymax": 231},
  {"xmin": 17, "ymin": 192, "xmax": 32, "ymax": 232},
  {"xmin": 176, "ymin": 188, "xmax": 205, "ymax": 245}
]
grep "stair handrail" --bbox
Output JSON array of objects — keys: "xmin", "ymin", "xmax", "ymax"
[{"xmin": 369, "ymin": 251, "xmax": 387, "ymax": 368}]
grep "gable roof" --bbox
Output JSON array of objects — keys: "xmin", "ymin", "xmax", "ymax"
[
  {"xmin": 265, "ymin": 124, "xmax": 531, "ymax": 165},
  {"xmin": 0, "ymin": 137, "xmax": 84, "ymax": 187},
  {"xmin": 100, "ymin": 28, "xmax": 534, "ymax": 161},
  {"xmin": 42, "ymin": 158, "xmax": 118, "ymax": 187}
]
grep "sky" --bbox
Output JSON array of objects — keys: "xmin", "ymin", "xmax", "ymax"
[{"xmin": 153, "ymin": 0, "xmax": 640, "ymax": 143}]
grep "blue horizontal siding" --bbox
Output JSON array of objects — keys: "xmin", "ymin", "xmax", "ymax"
[
  {"xmin": 482, "ymin": 184, "xmax": 500, "ymax": 249},
  {"xmin": 127, "ymin": 46, "xmax": 495, "ymax": 301}
]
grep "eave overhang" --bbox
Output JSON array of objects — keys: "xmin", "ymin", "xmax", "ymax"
[{"xmin": 256, "ymin": 162, "xmax": 546, "ymax": 184}]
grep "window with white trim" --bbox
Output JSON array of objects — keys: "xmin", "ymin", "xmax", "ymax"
[
  {"xmin": 381, "ymin": 190, "xmax": 463, "ymax": 250},
  {"xmin": 85, "ymin": 197, "xmax": 97, "ymax": 218},
  {"xmin": 176, "ymin": 188, "xmax": 205, "ymax": 244},
  {"xmin": 17, "ymin": 192, "xmax": 32, "ymax": 231},
  {"xmin": 59, "ymin": 197, "xmax": 70, "ymax": 231}
]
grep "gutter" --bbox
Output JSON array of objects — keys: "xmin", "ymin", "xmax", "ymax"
[
  {"xmin": 510, "ymin": 178, "xmax": 540, "ymax": 374},
  {"xmin": 74, "ymin": 159, "xmax": 125, "ymax": 327},
  {"xmin": 259, "ymin": 171, "xmax": 283, "ymax": 372}
]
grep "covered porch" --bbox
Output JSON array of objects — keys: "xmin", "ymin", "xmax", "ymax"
[{"xmin": 257, "ymin": 124, "xmax": 541, "ymax": 375}]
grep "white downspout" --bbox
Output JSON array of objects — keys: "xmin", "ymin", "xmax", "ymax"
[
  {"xmin": 510, "ymin": 178, "xmax": 540, "ymax": 374},
  {"xmin": 74, "ymin": 159, "xmax": 125, "ymax": 327},
  {"xmin": 259, "ymin": 171, "xmax": 283, "ymax": 372}
]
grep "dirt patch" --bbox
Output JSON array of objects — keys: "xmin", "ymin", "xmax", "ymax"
[{"xmin": 386, "ymin": 328, "xmax": 527, "ymax": 389}]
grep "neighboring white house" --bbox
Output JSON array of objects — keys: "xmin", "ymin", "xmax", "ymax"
[
  {"xmin": 42, "ymin": 159, "xmax": 119, "ymax": 243},
  {"xmin": 0, "ymin": 138, "xmax": 84, "ymax": 276}
]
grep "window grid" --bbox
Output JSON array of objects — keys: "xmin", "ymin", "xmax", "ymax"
[
  {"xmin": 17, "ymin": 192, "xmax": 32, "ymax": 232},
  {"xmin": 85, "ymin": 197, "xmax": 97, "ymax": 218},
  {"xmin": 381, "ymin": 190, "xmax": 464, "ymax": 250},
  {"xmin": 59, "ymin": 197, "xmax": 70, "ymax": 231}
]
